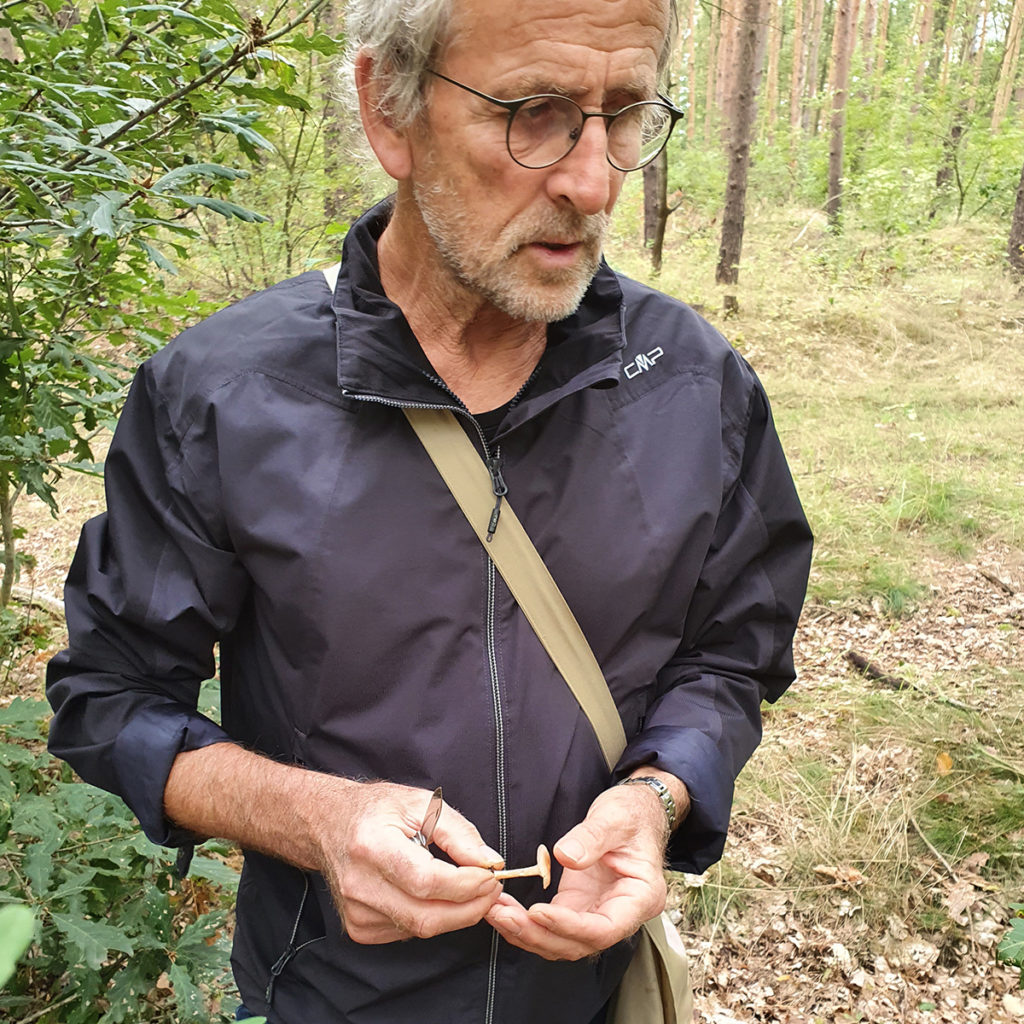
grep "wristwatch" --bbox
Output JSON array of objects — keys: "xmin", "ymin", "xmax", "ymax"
[{"xmin": 616, "ymin": 775, "xmax": 677, "ymax": 831}]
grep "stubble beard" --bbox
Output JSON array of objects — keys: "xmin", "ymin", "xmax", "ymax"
[{"xmin": 413, "ymin": 176, "xmax": 608, "ymax": 324}]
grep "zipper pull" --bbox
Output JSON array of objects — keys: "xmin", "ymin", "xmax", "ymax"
[{"xmin": 485, "ymin": 452, "xmax": 508, "ymax": 543}]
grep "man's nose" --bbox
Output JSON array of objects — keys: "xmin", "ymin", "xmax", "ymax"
[{"xmin": 545, "ymin": 117, "xmax": 616, "ymax": 215}]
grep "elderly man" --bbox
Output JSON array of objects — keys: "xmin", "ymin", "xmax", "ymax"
[{"xmin": 47, "ymin": 0, "xmax": 812, "ymax": 1020}]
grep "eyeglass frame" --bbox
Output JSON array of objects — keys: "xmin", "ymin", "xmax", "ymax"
[{"xmin": 426, "ymin": 70, "xmax": 685, "ymax": 172}]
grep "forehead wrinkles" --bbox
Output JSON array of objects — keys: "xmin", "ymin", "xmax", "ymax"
[{"xmin": 443, "ymin": 0, "xmax": 669, "ymax": 79}]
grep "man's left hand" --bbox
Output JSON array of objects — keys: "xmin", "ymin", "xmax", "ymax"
[{"xmin": 484, "ymin": 778, "xmax": 680, "ymax": 961}]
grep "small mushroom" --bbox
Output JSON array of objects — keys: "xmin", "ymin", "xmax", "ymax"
[{"xmin": 492, "ymin": 844, "xmax": 551, "ymax": 888}]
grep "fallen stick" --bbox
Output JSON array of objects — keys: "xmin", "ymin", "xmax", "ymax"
[{"xmin": 845, "ymin": 650, "xmax": 910, "ymax": 691}]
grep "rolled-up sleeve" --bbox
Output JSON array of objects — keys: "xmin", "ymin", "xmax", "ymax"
[
  {"xmin": 47, "ymin": 363, "xmax": 249, "ymax": 847},
  {"xmin": 616, "ymin": 376, "xmax": 812, "ymax": 873}
]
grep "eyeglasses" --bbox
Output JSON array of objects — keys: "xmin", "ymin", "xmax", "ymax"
[{"xmin": 427, "ymin": 71, "xmax": 684, "ymax": 173}]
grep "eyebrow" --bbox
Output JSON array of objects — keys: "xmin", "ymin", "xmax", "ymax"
[{"xmin": 498, "ymin": 74, "xmax": 655, "ymax": 105}]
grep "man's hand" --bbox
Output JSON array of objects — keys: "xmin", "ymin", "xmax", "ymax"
[
  {"xmin": 314, "ymin": 779, "xmax": 505, "ymax": 944},
  {"xmin": 484, "ymin": 772, "xmax": 686, "ymax": 961},
  {"xmin": 164, "ymin": 744, "xmax": 504, "ymax": 946}
]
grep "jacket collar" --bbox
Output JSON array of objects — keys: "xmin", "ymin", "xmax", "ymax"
[{"xmin": 333, "ymin": 198, "xmax": 626, "ymax": 423}]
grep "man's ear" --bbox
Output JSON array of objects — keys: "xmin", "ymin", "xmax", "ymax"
[{"xmin": 354, "ymin": 50, "xmax": 414, "ymax": 181}]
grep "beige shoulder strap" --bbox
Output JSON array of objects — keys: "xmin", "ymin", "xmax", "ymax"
[{"xmin": 403, "ymin": 406, "xmax": 627, "ymax": 771}]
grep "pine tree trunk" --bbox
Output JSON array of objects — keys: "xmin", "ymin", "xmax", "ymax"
[
  {"xmin": 643, "ymin": 149, "xmax": 671, "ymax": 274},
  {"xmin": 804, "ymin": 0, "xmax": 826, "ymax": 132},
  {"xmin": 860, "ymin": 0, "xmax": 878, "ymax": 76},
  {"xmin": 939, "ymin": 0, "xmax": 960, "ymax": 90},
  {"xmin": 686, "ymin": 0, "xmax": 698, "ymax": 141},
  {"xmin": 915, "ymin": 0, "xmax": 937, "ymax": 90},
  {"xmin": 765, "ymin": 0, "xmax": 782, "ymax": 136},
  {"xmin": 872, "ymin": 0, "xmax": 890, "ymax": 99},
  {"xmin": 967, "ymin": 0, "xmax": 989, "ymax": 113},
  {"xmin": 992, "ymin": 0, "xmax": 1024, "ymax": 130},
  {"xmin": 322, "ymin": 1, "xmax": 349, "ymax": 223},
  {"xmin": 1010, "ymin": 157, "xmax": 1024, "ymax": 283},
  {"xmin": 790, "ymin": 0, "xmax": 807, "ymax": 131},
  {"xmin": 716, "ymin": 0, "xmax": 768, "ymax": 312},
  {"xmin": 827, "ymin": 0, "xmax": 856, "ymax": 227},
  {"xmin": 705, "ymin": 0, "xmax": 721, "ymax": 143}
]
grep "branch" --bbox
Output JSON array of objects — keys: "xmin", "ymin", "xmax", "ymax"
[{"xmin": 64, "ymin": 0, "xmax": 329, "ymax": 170}]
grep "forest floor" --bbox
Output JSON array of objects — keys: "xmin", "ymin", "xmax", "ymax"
[{"xmin": 683, "ymin": 542, "xmax": 1024, "ymax": 1023}]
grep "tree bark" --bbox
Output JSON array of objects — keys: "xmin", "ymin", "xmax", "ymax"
[
  {"xmin": 872, "ymin": 0, "xmax": 890, "ymax": 99},
  {"xmin": 826, "ymin": 0, "xmax": 856, "ymax": 227},
  {"xmin": 804, "ymin": 0, "xmax": 826, "ymax": 132},
  {"xmin": 765, "ymin": 0, "xmax": 783, "ymax": 136},
  {"xmin": 643, "ymin": 149, "xmax": 671, "ymax": 274},
  {"xmin": 1009, "ymin": 157, "xmax": 1024, "ymax": 283},
  {"xmin": 705, "ymin": 0, "xmax": 721, "ymax": 143},
  {"xmin": 967, "ymin": 0, "xmax": 989, "ymax": 113},
  {"xmin": 686, "ymin": 0, "xmax": 698, "ymax": 141},
  {"xmin": 790, "ymin": 0, "xmax": 806, "ymax": 131},
  {"xmin": 716, "ymin": 0, "xmax": 768, "ymax": 312},
  {"xmin": 992, "ymin": 0, "xmax": 1024, "ymax": 130},
  {"xmin": 915, "ymin": 0, "xmax": 937, "ymax": 91},
  {"xmin": 321, "ymin": 1, "xmax": 349, "ymax": 223}
]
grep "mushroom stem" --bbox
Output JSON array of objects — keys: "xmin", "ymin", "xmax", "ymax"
[{"xmin": 491, "ymin": 844, "xmax": 551, "ymax": 888}]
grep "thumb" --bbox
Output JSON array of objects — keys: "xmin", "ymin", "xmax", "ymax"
[
  {"xmin": 434, "ymin": 806, "xmax": 505, "ymax": 870},
  {"xmin": 553, "ymin": 817, "xmax": 611, "ymax": 870}
]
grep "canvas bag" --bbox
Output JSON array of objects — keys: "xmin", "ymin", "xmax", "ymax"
[{"xmin": 402, "ymin": 404, "xmax": 693, "ymax": 1024}]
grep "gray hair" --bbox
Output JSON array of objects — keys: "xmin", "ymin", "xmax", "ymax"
[
  {"xmin": 345, "ymin": 0, "xmax": 678, "ymax": 129},
  {"xmin": 345, "ymin": 0, "xmax": 455, "ymax": 128}
]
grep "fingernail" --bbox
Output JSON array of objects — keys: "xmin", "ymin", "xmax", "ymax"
[
  {"xmin": 557, "ymin": 837, "xmax": 585, "ymax": 863},
  {"xmin": 492, "ymin": 911, "xmax": 521, "ymax": 938},
  {"xmin": 479, "ymin": 845, "xmax": 504, "ymax": 868}
]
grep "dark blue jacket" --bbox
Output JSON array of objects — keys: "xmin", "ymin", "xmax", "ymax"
[{"xmin": 47, "ymin": 199, "xmax": 812, "ymax": 1023}]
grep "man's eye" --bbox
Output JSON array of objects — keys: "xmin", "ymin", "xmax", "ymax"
[{"xmin": 520, "ymin": 99, "xmax": 557, "ymax": 122}]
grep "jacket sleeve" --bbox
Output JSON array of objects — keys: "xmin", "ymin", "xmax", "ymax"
[
  {"xmin": 46, "ymin": 363, "xmax": 249, "ymax": 847},
  {"xmin": 614, "ymin": 372, "xmax": 812, "ymax": 874}
]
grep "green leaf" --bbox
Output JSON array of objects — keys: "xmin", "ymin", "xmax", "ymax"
[
  {"xmin": 187, "ymin": 854, "xmax": 240, "ymax": 890},
  {"xmin": 226, "ymin": 81, "xmax": 311, "ymax": 112},
  {"xmin": 999, "ymin": 915, "xmax": 1024, "ymax": 970},
  {"xmin": 277, "ymin": 31, "xmax": 341, "ymax": 55},
  {"xmin": 150, "ymin": 162, "xmax": 249, "ymax": 192},
  {"xmin": 0, "ymin": 905, "xmax": 35, "ymax": 989},
  {"xmin": 49, "ymin": 911, "xmax": 134, "ymax": 971},
  {"xmin": 134, "ymin": 238, "xmax": 178, "ymax": 274},
  {"xmin": 168, "ymin": 962, "xmax": 207, "ymax": 1022},
  {"xmin": 174, "ymin": 194, "xmax": 268, "ymax": 222}
]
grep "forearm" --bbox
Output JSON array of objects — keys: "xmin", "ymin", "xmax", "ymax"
[{"xmin": 164, "ymin": 742, "xmax": 356, "ymax": 872}]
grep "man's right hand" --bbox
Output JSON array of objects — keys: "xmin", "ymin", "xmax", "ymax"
[
  {"xmin": 314, "ymin": 778, "xmax": 505, "ymax": 943},
  {"xmin": 164, "ymin": 743, "xmax": 504, "ymax": 944}
]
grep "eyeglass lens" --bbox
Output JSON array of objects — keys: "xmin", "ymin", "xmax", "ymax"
[{"xmin": 508, "ymin": 97, "xmax": 673, "ymax": 171}]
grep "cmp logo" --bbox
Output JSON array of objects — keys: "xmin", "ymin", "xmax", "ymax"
[{"xmin": 623, "ymin": 347, "xmax": 665, "ymax": 379}]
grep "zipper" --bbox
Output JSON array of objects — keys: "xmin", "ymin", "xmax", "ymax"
[
  {"xmin": 484, "ymin": 556, "xmax": 507, "ymax": 1024},
  {"xmin": 344, "ymin": 373, "xmax": 538, "ymax": 1023}
]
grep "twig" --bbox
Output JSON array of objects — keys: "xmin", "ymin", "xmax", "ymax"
[
  {"xmin": 20, "ymin": 992, "xmax": 82, "ymax": 1024},
  {"xmin": 12, "ymin": 584, "xmax": 65, "ymax": 619},
  {"xmin": 908, "ymin": 813, "xmax": 957, "ymax": 879},
  {"xmin": 845, "ymin": 650, "xmax": 910, "ymax": 691},
  {"xmin": 978, "ymin": 568, "xmax": 1016, "ymax": 597},
  {"xmin": 845, "ymin": 650, "xmax": 974, "ymax": 712}
]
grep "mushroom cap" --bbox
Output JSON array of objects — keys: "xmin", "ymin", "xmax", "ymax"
[{"xmin": 536, "ymin": 844, "xmax": 551, "ymax": 889}]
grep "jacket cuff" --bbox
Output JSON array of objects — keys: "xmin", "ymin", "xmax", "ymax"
[
  {"xmin": 113, "ymin": 703, "xmax": 233, "ymax": 847},
  {"xmin": 615, "ymin": 725, "xmax": 734, "ymax": 874}
]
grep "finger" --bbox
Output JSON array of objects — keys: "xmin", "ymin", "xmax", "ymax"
[
  {"xmin": 487, "ymin": 902, "xmax": 599, "ymax": 961},
  {"xmin": 347, "ymin": 885, "xmax": 505, "ymax": 943},
  {"xmin": 431, "ymin": 805, "xmax": 505, "ymax": 869}
]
